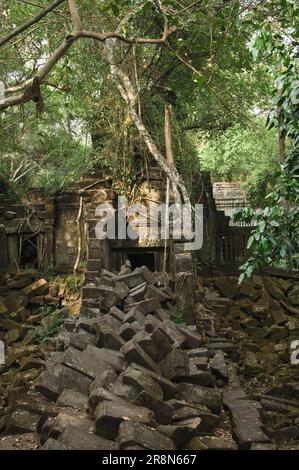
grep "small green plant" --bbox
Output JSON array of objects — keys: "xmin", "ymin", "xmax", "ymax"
[
  {"xmin": 175, "ymin": 310, "xmax": 185, "ymax": 325},
  {"xmin": 66, "ymin": 274, "xmax": 83, "ymax": 293},
  {"xmin": 34, "ymin": 307, "xmax": 67, "ymax": 343}
]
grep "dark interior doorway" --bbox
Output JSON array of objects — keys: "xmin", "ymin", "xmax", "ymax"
[
  {"xmin": 127, "ymin": 252, "xmax": 156, "ymax": 271},
  {"xmin": 20, "ymin": 235, "xmax": 38, "ymax": 269}
]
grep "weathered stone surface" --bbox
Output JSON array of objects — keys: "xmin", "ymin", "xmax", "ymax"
[
  {"xmin": 22, "ymin": 279, "xmax": 49, "ymax": 298},
  {"xmin": 133, "ymin": 331, "xmax": 170, "ymax": 363},
  {"xmin": 211, "ymin": 350, "xmax": 228, "ymax": 383},
  {"xmin": 58, "ymin": 425, "xmax": 119, "ymax": 450},
  {"xmin": 177, "ymin": 383, "xmax": 222, "ymax": 415},
  {"xmin": 130, "ymin": 283, "xmax": 147, "ymax": 302},
  {"xmin": 88, "ymin": 388, "xmax": 125, "ymax": 412},
  {"xmin": 86, "ymin": 345, "xmax": 125, "ymax": 372},
  {"xmin": 119, "ymin": 322, "xmax": 139, "ymax": 341},
  {"xmin": 134, "ymin": 390, "xmax": 174, "ymax": 425},
  {"xmin": 223, "ymin": 390, "xmax": 270, "ymax": 449},
  {"xmin": 112, "ymin": 271, "xmax": 146, "ymax": 289},
  {"xmin": 176, "ymin": 366, "xmax": 215, "ymax": 388},
  {"xmin": 109, "ymin": 378, "xmax": 139, "ymax": 403},
  {"xmin": 185, "ymin": 435, "xmax": 238, "ymax": 450},
  {"xmin": 251, "ymin": 443, "xmax": 276, "ymax": 450},
  {"xmin": 109, "ymin": 306, "xmax": 125, "ymax": 322},
  {"xmin": 121, "ymin": 340, "xmax": 160, "ymax": 373},
  {"xmin": 97, "ymin": 325, "xmax": 125, "ymax": 351},
  {"xmin": 158, "ymin": 320, "xmax": 186, "ymax": 348},
  {"xmin": 130, "ymin": 363, "xmax": 177, "ymax": 400},
  {"xmin": 123, "ymin": 307, "xmax": 145, "ymax": 324},
  {"xmin": 126, "ymin": 297, "xmax": 161, "ymax": 315},
  {"xmin": 95, "ymin": 400, "xmax": 155, "ymax": 440},
  {"xmin": 122, "ymin": 367, "xmax": 163, "ymax": 400},
  {"xmin": 62, "ymin": 347, "xmax": 107, "ymax": 379},
  {"xmin": 6, "ymin": 409, "xmax": 41, "ymax": 434},
  {"xmin": 144, "ymin": 315, "xmax": 161, "ymax": 333},
  {"xmin": 56, "ymin": 389, "xmax": 88, "ymax": 410},
  {"xmin": 36, "ymin": 364, "xmax": 92, "ymax": 401},
  {"xmin": 68, "ymin": 331, "xmax": 96, "ymax": 351},
  {"xmin": 158, "ymin": 418, "xmax": 202, "ymax": 446},
  {"xmin": 118, "ymin": 420, "xmax": 175, "ymax": 450},
  {"xmin": 187, "ymin": 348, "xmax": 209, "ymax": 358},
  {"xmin": 171, "ymin": 404, "xmax": 220, "ymax": 433},
  {"xmin": 177, "ymin": 326, "xmax": 202, "ymax": 349},
  {"xmin": 160, "ymin": 349, "xmax": 189, "ymax": 380},
  {"xmin": 40, "ymin": 438, "xmax": 72, "ymax": 450},
  {"xmin": 90, "ymin": 367, "xmax": 118, "ymax": 393}
]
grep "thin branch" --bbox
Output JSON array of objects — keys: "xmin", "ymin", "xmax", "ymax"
[
  {"xmin": 68, "ymin": 0, "xmax": 82, "ymax": 34},
  {"xmin": 0, "ymin": 0, "xmax": 65, "ymax": 48}
]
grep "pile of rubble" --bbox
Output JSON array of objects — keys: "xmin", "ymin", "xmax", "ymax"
[
  {"xmin": 1, "ymin": 264, "xmax": 237, "ymax": 451},
  {"xmin": 198, "ymin": 273, "xmax": 299, "ymax": 449},
  {"xmin": 0, "ymin": 272, "xmax": 79, "ymax": 412},
  {"xmin": 2, "ymin": 265, "xmax": 299, "ymax": 450}
]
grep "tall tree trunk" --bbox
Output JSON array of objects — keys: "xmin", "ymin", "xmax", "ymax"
[{"xmin": 105, "ymin": 40, "xmax": 191, "ymax": 208}]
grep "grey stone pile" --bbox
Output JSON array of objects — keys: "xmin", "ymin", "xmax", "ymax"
[{"xmin": 1, "ymin": 263, "xmax": 228, "ymax": 450}]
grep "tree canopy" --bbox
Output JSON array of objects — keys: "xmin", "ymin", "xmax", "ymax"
[{"xmin": 0, "ymin": 0, "xmax": 298, "ymax": 273}]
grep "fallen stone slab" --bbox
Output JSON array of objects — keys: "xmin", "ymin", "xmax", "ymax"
[
  {"xmin": 88, "ymin": 388, "xmax": 126, "ymax": 412},
  {"xmin": 190, "ymin": 356, "xmax": 209, "ymax": 371},
  {"xmin": 97, "ymin": 325, "xmax": 125, "ymax": 351},
  {"xmin": 123, "ymin": 307, "xmax": 145, "ymax": 324},
  {"xmin": 158, "ymin": 418, "xmax": 202, "ymax": 447},
  {"xmin": 134, "ymin": 390, "xmax": 174, "ymax": 425},
  {"xmin": 130, "ymin": 283, "xmax": 147, "ymax": 302},
  {"xmin": 111, "ymin": 378, "xmax": 140, "ymax": 403},
  {"xmin": 144, "ymin": 315, "xmax": 161, "ymax": 333},
  {"xmin": 160, "ymin": 349, "xmax": 189, "ymax": 380},
  {"xmin": 210, "ymin": 350, "xmax": 228, "ymax": 383},
  {"xmin": 175, "ymin": 366, "xmax": 215, "ymax": 388},
  {"xmin": 118, "ymin": 420, "xmax": 175, "ymax": 450},
  {"xmin": 177, "ymin": 326, "xmax": 202, "ymax": 349},
  {"xmin": 56, "ymin": 389, "xmax": 88, "ymax": 410},
  {"xmin": 68, "ymin": 331, "xmax": 97, "ymax": 351},
  {"xmin": 157, "ymin": 320, "xmax": 186, "ymax": 348},
  {"xmin": 112, "ymin": 271, "xmax": 146, "ymax": 289},
  {"xmin": 223, "ymin": 390, "xmax": 270, "ymax": 449},
  {"xmin": 146, "ymin": 285, "xmax": 173, "ymax": 303},
  {"xmin": 187, "ymin": 348, "xmax": 210, "ymax": 358},
  {"xmin": 6, "ymin": 409, "xmax": 41, "ymax": 435},
  {"xmin": 119, "ymin": 322, "xmax": 140, "ymax": 341},
  {"xmin": 171, "ymin": 404, "xmax": 220, "ymax": 433},
  {"xmin": 40, "ymin": 438, "xmax": 73, "ymax": 450},
  {"xmin": 86, "ymin": 345, "xmax": 125, "ymax": 372},
  {"xmin": 90, "ymin": 368, "xmax": 118, "ymax": 393},
  {"xmin": 130, "ymin": 363, "xmax": 177, "ymax": 400},
  {"xmin": 109, "ymin": 306, "xmax": 125, "ymax": 322},
  {"xmin": 41, "ymin": 410, "xmax": 93, "ymax": 443},
  {"xmin": 36, "ymin": 364, "xmax": 93, "ymax": 401},
  {"xmin": 155, "ymin": 308, "xmax": 171, "ymax": 321},
  {"xmin": 58, "ymin": 425, "xmax": 119, "ymax": 450},
  {"xmin": 121, "ymin": 340, "xmax": 161, "ymax": 373},
  {"xmin": 133, "ymin": 331, "xmax": 170, "ymax": 363},
  {"xmin": 177, "ymin": 383, "xmax": 222, "ymax": 415},
  {"xmin": 122, "ymin": 368, "xmax": 163, "ymax": 400},
  {"xmin": 62, "ymin": 347, "xmax": 108, "ymax": 379},
  {"xmin": 271, "ymin": 426, "xmax": 299, "ymax": 443},
  {"xmin": 199, "ymin": 435, "xmax": 238, "ymax": 450},
  {"xmin": 100, "ymin": 314, "xmax": 122, "ymax": 330},
  {"xmin": 95, "ymin": 400, "xmax": 155, "ymax": 440},
  {"xmin": 250, "ymin": 443, "xmax": 277, "ymax": 450},
  {"xmin": 22, "ymin": 279, "xmax": 49, "ymax": 298},
  {"xmin": 125, "ymin": 297, "xmax": 161, "ymax": 315}
]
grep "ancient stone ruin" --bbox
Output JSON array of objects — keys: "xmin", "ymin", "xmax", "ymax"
[{"xmin": 0, "ymin": 169, "xmax": 299, "ymax": 451}]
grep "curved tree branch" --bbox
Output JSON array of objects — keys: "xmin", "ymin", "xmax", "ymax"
[{"xmin": 0, "ymin": 0, "xmax": 65, "ymax": 48}]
